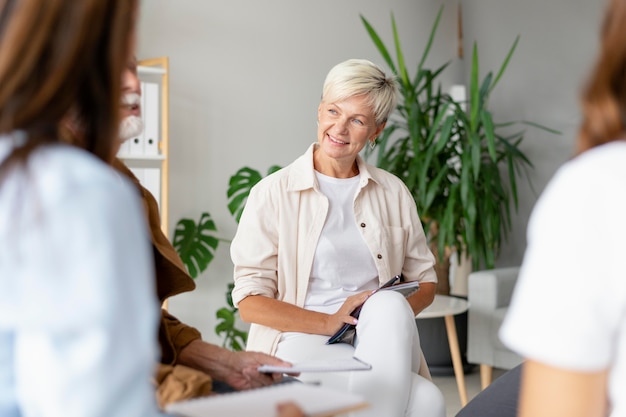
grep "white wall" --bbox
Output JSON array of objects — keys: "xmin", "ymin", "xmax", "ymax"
[{"xmin": 138, "ymin": 0, "xmax": 605, "ymax": 345}]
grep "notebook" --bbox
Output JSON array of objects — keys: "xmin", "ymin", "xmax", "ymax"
[
  {"xmin": 165, "ymin": 382, "xmax": 369, "ymax": 417},
  {"xmin": 327, "ymin": 274, "xmax": 420, "ymax": 345},
  {"xmin": 257, "ymin": 356, "xmax": 371, "ymax": 373}
]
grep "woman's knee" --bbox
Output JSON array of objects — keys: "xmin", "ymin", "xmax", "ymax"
[
  {"xmin": 406, "ymin": 375, "xmax": 446, "ymax": 417},
  {"xmin": 360, "ymin": 290, "xmax": 413, "ymax": 319}
]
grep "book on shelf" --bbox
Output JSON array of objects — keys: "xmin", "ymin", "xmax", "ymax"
[
  {"xmin": 257, "ymin": 356, "xmax": 371, "ymax": 373},
  {"xmin": 165, "ymin": 381, "xmax": 369, "ymax": 417},
  {"xmin": 327, "ymin": 274, "xmax": 420, "ymax": 345}
]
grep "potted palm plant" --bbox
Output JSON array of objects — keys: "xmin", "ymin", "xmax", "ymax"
[
  {"xmin": 361, "ymin": 7, "xmax": 556, "ymax": 294},
  {"xmin": 361, "ymin": 6, "xmax": 558, "ymax": 374}
]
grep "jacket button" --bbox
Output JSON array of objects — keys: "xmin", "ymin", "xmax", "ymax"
[
  {"xmin": 377, "ymin": 254, "xmax": 382, "ymax": 259},
  {"xmin": 360, "ymin": 223, "xmax": 366, "ymax": 228}
]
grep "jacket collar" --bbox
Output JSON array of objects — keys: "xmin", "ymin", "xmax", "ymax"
[{"xmin": 287, "ymin": 143, "xmax": 381, "ymax": 191}]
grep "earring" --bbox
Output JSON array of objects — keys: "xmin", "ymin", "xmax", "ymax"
[{"xmin": 369, "ymin": 139, "xmax": 377, "ymax": 150}]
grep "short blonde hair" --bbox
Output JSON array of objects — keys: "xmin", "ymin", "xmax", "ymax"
[{"xmin": 321, "ymin": 59, "xmax": 398, "ymax": 126}]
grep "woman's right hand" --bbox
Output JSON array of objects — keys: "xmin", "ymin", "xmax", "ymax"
[{"xmin": 325, "ymin": 290, "xmax": 373, "ymax": 334}]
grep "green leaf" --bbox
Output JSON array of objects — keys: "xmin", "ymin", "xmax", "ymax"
[
  {"xmin": 417, "ymin": 5, "xmax": 444, "ymax": 72},
  {"xmin": 214, "ymin": 282, "xmax": 249, "ymax": 351},
  {"xmin": 434, "ymin": 114, "xmax": 454, "ymax": 154},
  {"xmin": 172, "ymin": 212, "xmax": 219, "ymax": 278},
  {"xmin": 360, "ymin": 15, "xmax": 397, "ymax": 74},
  {"xmin": 470, "ymin": 132, "xmax": 481, "ymax": 180},
  {"xmin": 215, "ymin": 307, "xmax": 234, "ymax": 321},
  {"xmin": 267, "ymin": 165, "xmax": 282, "ymax": 175},
  {"xmin": 521, "ymin": 120, "xmax": 562, "ymax": 135},
  {"xmin": 391, "ymin": 14, "xmax": 410, "ymax": 87},
  {"xmin": 227, "ymin": 167, "xmax": 263, "ymax": 222},
  {"xmin": 481, "ymin": 110, "xmax": 497, "ymax": 162},
  {"xmin": 478, "ymin": 72, "xmax": 493, "ymax": 109},
  {"xmin": 490, "ymin": 35, "xmax": 520, "ymax": 93},
  {"xmin": 469, "ymin": 43, "xmax": 480, "ymax": 132},
  {"xmin": 423, "ymin": 165, "xmax": 448, "ymax": 211},
  {"xmin": 227, "ymin": 166, "xmax": 281, "ymax": 223}
]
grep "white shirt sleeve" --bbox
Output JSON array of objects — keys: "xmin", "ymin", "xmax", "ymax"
[
  {"xmin": 14, "ymin": 175, "xmax": 165, "ymax": 417},
  {"xmin": 500, "ymin": 151, "xmax": 626, "ymax": 371}
]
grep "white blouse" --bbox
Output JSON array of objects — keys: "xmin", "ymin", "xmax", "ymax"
[
  {"xmin": 0, "ymin": 134, "xmax": 165, "ymax": 417},
  {"xmin": 305, "ymin": 171, "xmax": 378, "ymax": 315},
  {"xmin": 501, "ymin": 141, "xmax": 626, "ymax": 417}
]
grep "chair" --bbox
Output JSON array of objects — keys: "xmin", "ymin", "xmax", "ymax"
[
  {"xmin": 455, "ymin": 363, "xmax": 522, "ymax": 417},
  {"xmin": 467, "ymin": 267, "xmax": 524, "ymax": 389}
]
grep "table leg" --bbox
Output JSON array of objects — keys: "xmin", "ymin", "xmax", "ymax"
[{"xmin": 444, "ymin": 315, "xmax": 468, "ymax": 406}]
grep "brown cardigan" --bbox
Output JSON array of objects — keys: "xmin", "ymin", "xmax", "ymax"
[{"xmin": 112, "ymin": 159, "xmax": 201, "ymax": 365}]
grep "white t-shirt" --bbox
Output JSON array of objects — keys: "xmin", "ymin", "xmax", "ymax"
[
  {"xmin": 500, "ymin": 141, "xmax": 626, "ymax": 417},
  {"xmin": 0, "ymin": 134, "xmax": 164, "ymax": 417},
  {"xmin": 304, "ymin": 171, "xmax": 378, "ymax": 314}
]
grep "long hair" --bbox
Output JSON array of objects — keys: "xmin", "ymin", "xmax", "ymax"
[
  {"xmin": 0, "ymin": 0, "xmax": 137, "ymax": 179},
  {"xmin": 577, "ymin": 0, "xmax": 626, "ymax": 153}
]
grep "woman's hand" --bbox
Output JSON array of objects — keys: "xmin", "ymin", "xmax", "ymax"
[
  {"xmin": 177, "ymin": 340, "xmax": 298, "ymax": 391},
  {"xmin": 325, "ymin": 290, "xmax": 373, "ymax": 334},
  {"xmin": 222, "ymin": 351, "xmax": 298, "ymax": 390}
]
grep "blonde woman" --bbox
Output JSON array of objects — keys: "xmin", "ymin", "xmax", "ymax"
[{"xmin": 232, "ymin": 59, "xmax": 445, "ymax": 417}]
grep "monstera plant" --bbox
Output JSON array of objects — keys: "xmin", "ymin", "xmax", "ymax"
[
  {"xmin": 227, "ymin": 165, "xmax": 282, "ymax": 222},
  {"xmin": 172, "ymin": 165, "xmax": 280, "ymax": 351},
  {"xmin": 172, "ymin": 212, "xmax": 220, "ymax": 279}
]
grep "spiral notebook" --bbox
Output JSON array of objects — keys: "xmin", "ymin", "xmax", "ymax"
[{"xmin": 165, "ymin": 382, "xmax": 369, "ymax": 417}]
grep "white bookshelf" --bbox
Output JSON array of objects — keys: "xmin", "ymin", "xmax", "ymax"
[{"xmin": 118, "ymin": 56, "xmax": 170, "ymax": 237}]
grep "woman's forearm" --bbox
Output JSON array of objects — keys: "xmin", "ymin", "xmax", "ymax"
[
  {"xmin": 238, "ymin": 295, "xmax": 335, "ymax": 335},
  {"xmin": 518, "ymin": 360, "xmax": 608, "ymax": 417},
  {"xmin": 406, "ymin": 281, "xmax": 436, "ymax": 316}
]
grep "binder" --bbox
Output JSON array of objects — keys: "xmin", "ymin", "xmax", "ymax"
[{"xmin": 143, "ymin": 81, "xmax": 160, "ymax": 156}]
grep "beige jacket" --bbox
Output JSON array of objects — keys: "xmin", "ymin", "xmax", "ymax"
[{"xmin": 231, "ymin": 144, "xmax": 437, "ymax": 366}]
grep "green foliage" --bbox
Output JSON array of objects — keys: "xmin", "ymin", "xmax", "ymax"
[
  {"xmin": 218, "ymin": 165, "xmax": 281, "ymax": 351},
  {"xmin": 172, "ymin": 212, "xmax": 220, "ymax": 278},
  {"xmin": 361, "ymin": 7, "xmax": 557, "ymax": 271},
  {"xmin": 173, "ymin": 166, "xmax": 281, "ymax": 351},
  {"xmin": 227, "ymin": 165, "xmax": 282, "ymax": 222},
  {"xmin": 215, "ymin": 282, "xmax": 248, "ymax": 351}
]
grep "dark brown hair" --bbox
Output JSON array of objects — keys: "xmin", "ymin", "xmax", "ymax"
[
  {"xmin": 577, "ymin": 0, "xmax": 626, "ymax": 153},
  {"xmin": 0, "ymin": 0, "xmax": 137, "ymax": 177}
]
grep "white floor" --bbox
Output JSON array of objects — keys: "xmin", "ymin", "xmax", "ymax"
[{"xmin": 432, "ymin": 367, "xmax": 507, "ymax": 417}]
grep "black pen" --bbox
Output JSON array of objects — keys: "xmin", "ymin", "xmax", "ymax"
[{"xmin": 378, "ymin": 274, "xmax": 401, "ymax": 290}]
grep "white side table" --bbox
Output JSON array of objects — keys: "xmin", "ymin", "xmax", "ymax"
[{"xmin": 416, "ymin": 294, "xmax": 470, "ymax": 406}]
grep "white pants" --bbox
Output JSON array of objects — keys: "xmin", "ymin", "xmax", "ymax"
[{"xmin": 275, "ymin": 291, "xmax": 445, "ymax": 417}]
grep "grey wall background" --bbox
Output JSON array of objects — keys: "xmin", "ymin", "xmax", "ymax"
[{"xmin": 138, "ymin": 0, "xmax": 605, "ymax": 345}]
